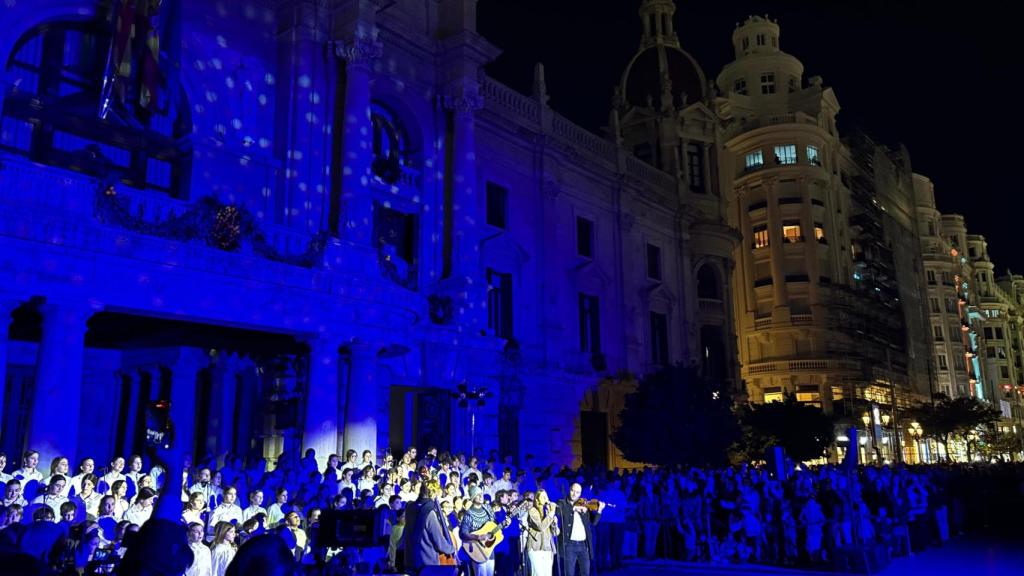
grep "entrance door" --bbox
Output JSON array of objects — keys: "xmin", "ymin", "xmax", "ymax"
[{"xmin": 580, "ymin": 411, "xmax": 609, "ymax": 469}]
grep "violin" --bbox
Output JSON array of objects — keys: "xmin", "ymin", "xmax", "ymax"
[{"xmin": 574, "ymin": 498, "xmax": 616, "ymax": 512}]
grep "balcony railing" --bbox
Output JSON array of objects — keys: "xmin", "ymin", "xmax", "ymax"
[{"xmin": 698, "ymin": 298, "xmax": 724, "ymax": 313}]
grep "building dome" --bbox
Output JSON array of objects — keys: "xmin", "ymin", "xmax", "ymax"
[{"xmin": 621, "ymin": 45, "xmax": 706, "ymax": 109}]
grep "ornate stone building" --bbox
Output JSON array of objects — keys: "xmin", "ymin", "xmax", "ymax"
[{"xmin": 0, "ymin": 0, "xmax": 738, "ymax": 470}]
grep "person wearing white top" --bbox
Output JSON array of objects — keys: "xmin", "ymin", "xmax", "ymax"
[
  {"xmin": 182, "ymin": 491, "xmax": 208, "ymax": 526},
  {"xmin": 185, "ymin": 522, "xmax": 213, "ymax": 576},
  {"xmin": 241, "ymin": 489, "xmax": 267, "ymax": 523},
  {"xmin": 73, "ymin": 474, "xmax": 103, "ymax": 519},
  {"xmin": 31, "ymin": 474, "xmax": 68, "ymax": 518},
  {"xmin": 208, "ymin": 486, "xmax": 243, "ymax": 539},
  {"xmin": 493, "ymin": 468, "xmax": 516, "ymax": 493},
  {"xmin": 357, "ymin": 465, "xmax": 377, "ymax": 494},
  {"xmin": 189, "ymin": 468, "xmax": 222, "ymax": 510},
  {"xmin": 210, "ymin": 521, "xmax": 237, "ymax": 576},
  {"xmin": 124, "ymin": 487, "xmax": 157, "ymax": 526},
  {"xmin": 125, "ymin": 454, "xmax": 147, "ymax": 492},
  {"xmin": 69, "ymin": 458, "xmax": 96, "ymax": 497},
  {"xmin": 0, "ymin": 452, "xmax": 12, "ymax": 483},
  {"xmin": 100, "ymin": 457, "xmax": 126, "ymax": 494},
  {"xmin": 265, "ymin": 488, "xmax": 288, "ymax": 527},
  {"xmin": 13, "ymin": 449, "xmax": 43, "ymax": 484},
  {"xmin": 44, "ymin": 456, "xmax": 72, "ymax": 497},
  {"xmin": 3, "ymin": 478, "xmax": 28, "ymax": 508},
  {"xmin": 109, "ymin": 480, "xmax": 130, "ymax": 520}
]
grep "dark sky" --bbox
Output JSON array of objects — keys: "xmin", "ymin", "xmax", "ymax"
[{"xmin": 478, "ymin": 0, "xmax": 1021, "ymax": 274}]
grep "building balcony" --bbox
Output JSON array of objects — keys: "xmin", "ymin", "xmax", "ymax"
[
  {"xmin": 698, "ymin": 298, "xmax": 724, "ymax": 313},
  {"xmin": 745, "ymin": 358, "xmax": 862, "ymax": 376}
]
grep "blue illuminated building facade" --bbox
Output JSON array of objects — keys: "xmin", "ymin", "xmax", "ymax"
[{"xmin": 0, "ymin": 0, "xmax": 738, "ymax": 470}]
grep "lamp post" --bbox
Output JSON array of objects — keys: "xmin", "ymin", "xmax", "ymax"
[
  {"xmin": 908, "ymin": 421, "xmax": 923, "ymax": 464},
  {"xmin": 453, "ymin": 382, "xmax": 489, "ymax": 458},
  {"xmin": 861, "ymin": 412, "xmax": 873, "ymax": 463}
]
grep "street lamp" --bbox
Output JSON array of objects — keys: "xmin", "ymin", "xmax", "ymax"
[
  {"xmin": 908, "ymin": 421, "xmax": 923, "ymax": 463},
  {"xmin": 862, "ymin": 413, "xmax": 874, "ymax": 462},
  {"xmin": 452, "ymin": 381, "xmax": 489, "ymax": 458}
]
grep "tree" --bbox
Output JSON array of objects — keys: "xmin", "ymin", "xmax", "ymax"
[
  {"xmin": 905, "ymin": 393, "xmax": 1001, "ymax": 461},
  {"xmin": 612, "ymin": 363, "xmax": 740, "ymax": 468},
  {"xmin": 978, "ymin": 429, "xmax": 1022, "ymax": 462},
  {"xmin": 736, "ymin": 394, "xmax": 836, "ymax": 463}
]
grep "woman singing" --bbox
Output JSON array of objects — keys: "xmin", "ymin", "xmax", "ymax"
[{"xmin": 525, "ymin": 488, "xmax": 559, "ymax": 576}]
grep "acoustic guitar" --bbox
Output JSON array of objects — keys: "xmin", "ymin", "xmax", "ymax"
[{"xmin": 461, "ymin": 500, "xmax": 530, "ymax": 563}]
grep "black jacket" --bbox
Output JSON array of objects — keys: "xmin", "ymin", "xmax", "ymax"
[{"xmin": 555, "ymin": 498, "xmax": 601, "ymax": 557}]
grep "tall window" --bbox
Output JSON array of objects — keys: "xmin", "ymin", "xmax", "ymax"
[
  {"xmin": 2, "ymin": 20, "xmax": 191, "ymax": 197},
  {"xmin": 774, "ymin": 145, "xmax": 797, "ymax": 165},
  {"xmin": 370, "ymin": 104, "xmax": 406, "ymax": 184},
  {"xmin": 486, "ymin": 182, "xmax": 508, "ymax": 229},
  {"xmin": 933, "ymin": 325, "xmax": 944, "ymax": 341},
  {"xmin": 806, "ymin": 145, "xmax": 821, "ymax": 166},
  {"xmin": 487, "ymin": 268, "xmax": 513, "ymax": 339},
  {"xmin": 650, "ymin": 312, "xmax": 669, "ymax": 366},
  {"xmin": 579, "ymin": 293, "xmax": 601, "ymax": 354},
  {"xmin": 927, "ymin": 270, "xmax": 937, "ymax": 285},
  {"xmin": 753, "ymin": 225, "xmax": 769, "ymax": 249},
  {"xmin": 945, "ymin": 298, "xmax": 956, "ymax": 313},
  {"xmin": 745, "ymin": 150, "xmax": 764, "ymax": 170},
  {"xmin": 937, "ymin": 354, "xmax": 949, "ymax": 371},
  {"xmin": 761, "ymin": 72, "xmax": 776, "ymax": 94},
  {"xmin": 742, "ymin": 37, "xmax": 750, "ymax": 51},
  {"xmin": 687, "ymin": 143, "xmax": 705, "ymax": 193},
  {"xmin": 756, "ymin": 34, "xmax": 766, "ymax": 46},
  {"xmin": 734, "ymin": 78, "xmax": 747, "ymax": 95},
  {"xmin": 930, "ymin": 298, "xmax": 940, "ymax": 313},
  {"xmin": 576, "ymin": 216, "xmax": 594, "ymax": 258},
  {"xmin": 646, "ymin": 243, "xmax": 662, "ymax": 280},
  {"xmin": 954, "ymin": 353, "xmax": 966, "ymax": 371},
  {"xmin": 814, "ymin": 223, "xmax": 826, "ymax": 242},
  {"xmin": 782, "ymin": 220, "xmax": 802, "ymax": 243}
]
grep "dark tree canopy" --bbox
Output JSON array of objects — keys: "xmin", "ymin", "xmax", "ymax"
[
  {"xmin": 612, "ymin": 364, "xmax": 739, "ymax": 468},
  {"xmin": 737, "ymin": 394, "xmax": 835, "ymax": 463},
  {"xmin": 906, "ymin": 393, "xmax": 1001, "ymax": 459}
]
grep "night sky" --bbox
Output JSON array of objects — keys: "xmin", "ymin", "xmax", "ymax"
[{"xmin": 478, "ymin": 0, "xmax": 1020, "ymax": 274}]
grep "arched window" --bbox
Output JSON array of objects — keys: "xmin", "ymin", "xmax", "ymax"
[
  {"xmin": 370, "ymin": 103, "xmax": 406, "ymax": 184},
  {"xmin": 2, "ymin": 18, "xmax": 191, "ymax": 197},
  {"xmin": 697, "ymin": 265, "xmax": 721, "ymax": 300}
]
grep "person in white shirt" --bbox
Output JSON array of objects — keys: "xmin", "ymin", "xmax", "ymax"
[
  {"xmin": 100, "ymin": 457, "xmax": 126, "ymax": 494},
  {"xmin": 13, "ymin": 450, "xmax": 43, "ymax": 484},
  {"xmin": 124, "ymin": 487, "xmax": 157, "ymax": 526},
  {"xmin": 339, "ymin": 450, "xmax": 360, "ymax": 474},
  {"xmin": 338, "ymin": 468, "xmax": 356, "ymax": 497},
  {"xmin": 0, "ymin": 452, "xmax": 12, "ymax": 483},
  {"xmin": 31, "ymin": 473, "xmax": 68, "ymax": 519},
  {"xmin": 241, "ymin": 489, "xmax": 266, "ymax": 524},
  {"xmin": 494, "ymin": 468, "xmax": 516, "ymax": 493},
  {"xmin": 190, "ymin": 468, "xmax": 221, "ymax": 511},
  {"xmin": 357, "ymin": 465, "xmax": 377, "ymax": 494},
  {"xmin": 44, "ymin": 457, "xmax": 72, "ymax": 497},
  {"xmin": 73, "ymin": 474, "xmax": 103, "ymax": 519},
  {"xmin": 361, "ymin": 449, "xmax": 375, "ymax": 469},
  {"xmin": 266, "ymin": 487, "xmax": 289, "ymax": 528},
  {"xmin": 210, "ymin": 521, "xmax": 238, "ymax": 576},
  {"xmin": 208, "ymin": 486, "xmax": 243, "ymax": 539},
  {"xmin": 3, "ymin": 478, "xmax": 28, "ymax": 508},
  {"xmin": 185, "ymin": 521, "xmax": 213, "ymax": 576},
  {"xmin": 109, "ymin": 480, "xmax": 130, "ymax": 519},
  {"xmin": 182, "ymin": 492, "xmax": 208, "ymax": 526},
  {"xmin": 69, "ymin": 458, "xmax": 95, "ymax": 497},
  {"xmin": 125, "ymin": 454, "xmax": 147, "ymax": 492}
]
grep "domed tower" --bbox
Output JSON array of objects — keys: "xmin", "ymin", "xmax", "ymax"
[
  {"xmin": 716, "ymin": 16, "xmax": 851, "ymax": 410},
  {"xmin": 613, "ymin": 0, "xmax": 708, "ymax": 177}
]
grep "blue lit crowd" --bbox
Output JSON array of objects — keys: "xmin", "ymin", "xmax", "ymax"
[{"xmin": 0, "ymin": 444, "xmax": 1021, "ymax": 575}]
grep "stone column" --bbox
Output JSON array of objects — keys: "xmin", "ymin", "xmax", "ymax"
[
  {"xmin": 799, "ymin": 177, "xmax": 821, "ymax": 306},
  {"xmin": 736, "ymin": 188, "xmax": 756, "ymax": 312},
  {"xmin": 119, "ymin": 370, "xmax": 142, "ymax": 456},
  {"xmin": 171, "ymin": 348, "xmax": 206, "ymax": 461},
  {"xmin": 764, "ymin": 179, "xmax": 789, "ymax": 312},
  {"xmin": 27, "ymin": 302, "xmax": 92, "ymax": 466},
  {"xmin": 336, "ymin": 31, "xmax": 381, "ymax": 249},
  {"xmin": 343, "ymin": 340, "xmax": 379, "ymax": 456},
  {"xmin": 0, "ymin": 300, "xmax": 20, "ymax": 446},
  {"xmin": 208, "ymin": 353, "xmax": 239, "ymax": 463},
  {"xmin": 303, "ymin": 335, "xmax": 343, "ymax": 470}
]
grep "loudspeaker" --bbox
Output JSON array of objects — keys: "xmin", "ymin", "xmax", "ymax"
[{"xmin": 319, "ymin": 509, "xmax": 383, "ymax": 548}]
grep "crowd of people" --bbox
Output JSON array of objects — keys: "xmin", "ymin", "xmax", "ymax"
[{"xmin": 1, "ymin": 443, "xmax": 1022, "ymax": 575}]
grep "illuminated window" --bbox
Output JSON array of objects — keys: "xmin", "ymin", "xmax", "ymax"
[
  {"xmin": 763, "ymin": 387, "xmax": 783, "ymax": 403},
  {"xmin": 782, "ymin": 221, "xmax": 802, "ymax": 243},
  {"xmin": 806, "ymin": 145, "xmax": 821, "ymax": 166},
  {"xmin": 761, "ymin": 72, "xmax": 776, "ymax": 94},
  {"xmin": 774, "ymin": 145, "xmax": 797, "ymax": 165},
  {"xmin": 937, "ymin": 354, "xmax": 949, "ymax": 371},
  {"xmin": 753, "ymin": 225, "xmax": 769, "ymax": 249},
  {"xmin": 745, "ymin": 150, "xmax": 764, "ymax": 169},
  {"xmin": 814, "ymin": 223, "xmax": 826, "ymax": 242},
  {"xmin": 734, "ymin": 78, "xmax": 747, "ymax": 95},
  {"xmin": 796, "ymin": 385, "xmax": 821, "ymax": 406}
]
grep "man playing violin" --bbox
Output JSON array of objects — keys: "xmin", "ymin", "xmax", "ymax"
[{"xmin": 556, "ymin": 483, "xmax": 605, "ymax": 576}]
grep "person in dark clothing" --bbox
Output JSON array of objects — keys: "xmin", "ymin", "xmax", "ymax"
[
  {"xmin": 555, "ymin": 483, "xmax": 603, "ymax": 576},
  {"xmin": 406, "ymin": 479, "xmax": 456, "ymax": 574}
]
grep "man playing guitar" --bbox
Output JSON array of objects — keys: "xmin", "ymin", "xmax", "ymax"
[{"xmin": 459, "ymin": 485, "xmax": 502, "ymax": 576}]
